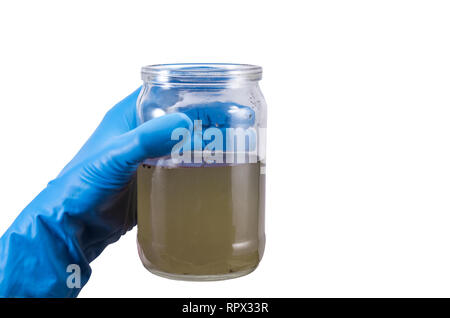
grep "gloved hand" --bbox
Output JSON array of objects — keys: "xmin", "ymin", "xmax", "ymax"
[{"xmin": 0, "ymin": 88, "xmax": 192, "ymax": 297}]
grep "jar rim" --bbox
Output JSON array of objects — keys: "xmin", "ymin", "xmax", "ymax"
[{"xmin": 141, "ymin": 63, "xmax": 262, "ymax": 86}]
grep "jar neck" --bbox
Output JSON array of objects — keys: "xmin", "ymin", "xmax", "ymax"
[{"xmin": 141, "ymin": 63, "xmax": 262, "ymax": 88}]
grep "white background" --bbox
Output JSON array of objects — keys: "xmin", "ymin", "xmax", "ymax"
[{"xmin": 1, "ymin": 0, "xmax": 450, "ymax": 297}]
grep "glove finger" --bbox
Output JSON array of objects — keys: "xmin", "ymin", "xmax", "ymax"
[{"xmin": 112, "ymin": 112, "xmax": 193, "ymax": 166}]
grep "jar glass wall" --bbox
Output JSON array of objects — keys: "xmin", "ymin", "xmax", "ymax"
[{"xmin": 136, "ymin": 64, "xmax": 267, "ymax": 281}]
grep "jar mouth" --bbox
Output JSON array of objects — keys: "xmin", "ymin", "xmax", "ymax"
[{"xmin": 141, "ymin": 63, "xmax": 262, "ymax": 86}]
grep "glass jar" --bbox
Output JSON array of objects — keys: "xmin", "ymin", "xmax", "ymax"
[{"xmin": 136, "ymin": 63, "xmax": 267, "ymax": 281}]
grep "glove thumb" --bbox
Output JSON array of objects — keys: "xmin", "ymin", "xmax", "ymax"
[{"xmin": 110, "ymin": 112, "xmax": 193, "ymax": 167}]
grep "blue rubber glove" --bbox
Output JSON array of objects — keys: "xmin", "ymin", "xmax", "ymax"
[{"xmin": 0, "ymin": 88, "xmax": 192, "ymax": 297}]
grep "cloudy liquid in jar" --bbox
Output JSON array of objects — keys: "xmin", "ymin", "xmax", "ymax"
[{"xmin": 137, "ymin": 161, "xmax": 265, "ymax": 280}]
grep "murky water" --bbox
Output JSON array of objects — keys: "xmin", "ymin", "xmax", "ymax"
[{"xmin": 137, "ymin": 161, "xmax": 265, "ymax": 280}]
